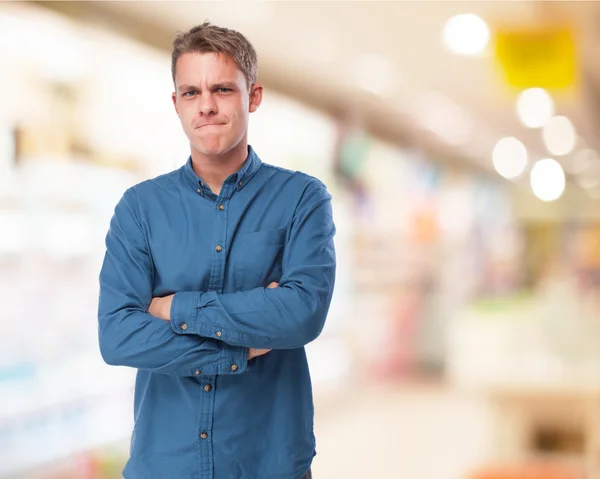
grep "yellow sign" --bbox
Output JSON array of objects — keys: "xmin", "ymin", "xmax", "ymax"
[{"xmin": 494, "ymin": 26, "xmax": 577, "ymax": 90}]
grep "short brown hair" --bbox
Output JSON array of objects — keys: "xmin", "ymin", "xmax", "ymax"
[{"xmin": 171, "ymin": 22, "xmax": 258, "ymax": 87}]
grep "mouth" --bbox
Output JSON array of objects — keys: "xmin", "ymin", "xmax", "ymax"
[{"xmin": 196, "ymin": 123, "xmax": 225, "ymax": 129}]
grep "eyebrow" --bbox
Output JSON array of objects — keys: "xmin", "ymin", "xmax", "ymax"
[{"xmin": 178, "ymin": 82, "xmax": 238, "ymax": 92}]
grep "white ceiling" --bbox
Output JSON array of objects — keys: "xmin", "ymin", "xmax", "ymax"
[{"xmin": 37, "ymin": 1, "xmax": 600, "ymax": 181}]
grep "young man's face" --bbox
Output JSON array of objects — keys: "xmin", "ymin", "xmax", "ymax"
[{"xmin": 172, "ymin": 52, "xmax": 262, "ymax": 159}]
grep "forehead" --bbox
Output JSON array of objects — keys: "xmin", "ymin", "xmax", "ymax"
[{"xmin": 175, "ymin": 51, "xmax": 244, "ymax": 85}]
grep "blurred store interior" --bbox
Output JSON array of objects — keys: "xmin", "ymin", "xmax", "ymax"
[{"xmin": 2, "ymin": 1, "xmax": 600, "ymax": 478}]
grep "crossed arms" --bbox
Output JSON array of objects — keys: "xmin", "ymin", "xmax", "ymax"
[{"xmin": 97, "ymin": 180, "xmax": 336, "ymax": 377}]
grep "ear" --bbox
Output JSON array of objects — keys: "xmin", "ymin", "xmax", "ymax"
[
  {"xmin": 172, "ymin": 91, "xmax": 179, "ymax": 115},
  {"xmin": 249, "ymin": 83, "xmax": 263, "ymax": 113}
]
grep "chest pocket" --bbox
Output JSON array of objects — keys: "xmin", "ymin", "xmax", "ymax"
[{"xmin": 232, "ymin": 228, "xmax": 286, "ymax": 290}]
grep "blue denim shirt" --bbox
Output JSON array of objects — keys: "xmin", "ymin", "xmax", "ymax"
[{"xmin": 98, "ymin": 146, "xmax": 336, "ymax": 479}]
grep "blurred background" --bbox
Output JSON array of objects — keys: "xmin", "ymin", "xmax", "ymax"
[{"xmin": 2, "ymin": 1, "xmax": 600, "ymax": 478}]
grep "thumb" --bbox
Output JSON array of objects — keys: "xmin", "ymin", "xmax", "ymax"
[{"xmin": 267, "ymin": 282, "xmax": 279, "ymax": 289}]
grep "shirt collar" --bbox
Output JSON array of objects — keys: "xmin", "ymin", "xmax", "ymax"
[{"xmin": 182, "ymin": 145, "xmax": 262, "ymax": 193}]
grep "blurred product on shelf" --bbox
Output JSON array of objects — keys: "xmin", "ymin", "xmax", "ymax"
[
  {"xmin": 332, "ymin": 106, "xmax": 372, "ymax": 217},
  {"xmin": 28, "ymin": 449, "xmax": 128, "ymax": 479}
]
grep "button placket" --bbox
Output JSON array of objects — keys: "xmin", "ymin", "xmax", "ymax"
[
  {"xmin": 208, "ymin": 183, "xmax": 230, "ymax": 293},
  {"xmin": 195, "ymin": 175, "xmax": 229, "ymax": 477}
]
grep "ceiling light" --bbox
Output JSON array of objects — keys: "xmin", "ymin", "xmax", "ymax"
[
  {"xmin": 442, "ymin": 14, "xmax": 490, "ymax": 56},
  {"xmin": 516, "ymin": 88, "xmax": 554, "ymax": 128},
  {"xmin": 492, "ymin": 137, "xmax": 528, "ymax": 179},
  {"xmin": 543, "ymin": 116, "xmax": 576, "ymax": 156},
  {"xmin": 530, "ymin": 158, "xmax": 566, "ymax": 202}
]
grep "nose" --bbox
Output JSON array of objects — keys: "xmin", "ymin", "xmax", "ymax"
[{"xmin": 198, "ymin": 91, "xmax": 217, "ymax": 116}]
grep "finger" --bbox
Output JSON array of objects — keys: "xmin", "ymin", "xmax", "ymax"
[{"xmin": 267, "ymin": 282, "xmax": 279, "ymax": 289}]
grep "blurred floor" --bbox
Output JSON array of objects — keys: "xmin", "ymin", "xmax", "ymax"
[{"xmin": 312, "ymin": 383, "xmax": 495, "ymax": 479}]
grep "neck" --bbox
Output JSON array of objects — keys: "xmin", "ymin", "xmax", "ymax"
[{"xmin": 190, "ymin": 141, "xmax": 249, "ymax": 195}]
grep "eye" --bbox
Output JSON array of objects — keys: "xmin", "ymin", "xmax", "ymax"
[
  {"xmin": 216, "ymin": 88, "xmax": 232, "ymax": 93},
  {"xmin": 183, "ymin": 90, "xmax": 198, "ymax": 98}
]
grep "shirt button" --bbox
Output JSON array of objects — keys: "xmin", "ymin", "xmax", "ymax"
[
  {"xmin": 218, "ymin": 204, "xmax": 225, "ymax": 211},
  {"xmin": 200, "ymin": 432, "xmax": 208, "ymax": 439},
  {"xmin": 231, "ymin": 364, "xmax": 239, "ymax": 372},
  {"xmin": 197, "ymin": 188, "xmax": 201, "ymax": 194},
  {"xmin": 238, "ymin": 181, "xmax": 243, "ymax": 187},
  {"xmin": 195, "ymin": 370, "xmax": 201, "ymax": 375},
  {"xmin": 180, "ymin": 323, "xmax": 188, "ymax": 331},
  {"xmin": 204, "ymin": 384, "xmax": 212, "ymax": 392},
  {"xmin": 216, "ymin": 331, "xmax": 222, "ymax": 338},
  {"xmin": 215, "ymin": 245, "xmax": 222, "ymax": 253}
]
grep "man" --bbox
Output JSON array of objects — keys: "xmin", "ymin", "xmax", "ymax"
[{"xmin": 98, "ymin": 22, "xmax": 336, "ymax": 479}]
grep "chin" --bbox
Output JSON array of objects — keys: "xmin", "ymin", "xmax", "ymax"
[
  {"xmin": 193, "ymin": 138, "xmax": 241, "ymax": 158},
  {"xmin": 192, "ymin": 145, "xmax": 226, "ymax": 159},
  {"xmin": 202, "ymin": 142, "xmax": 226, "ymax": 153}
]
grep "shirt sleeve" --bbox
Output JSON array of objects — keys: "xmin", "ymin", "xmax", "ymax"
[
  {"xmin": 169, "ymin": 178, "xmax": 336, "ymax": 350},
  {"xmin": 98, "ymin": 187, "xmax": 249, "ymax": 376}
]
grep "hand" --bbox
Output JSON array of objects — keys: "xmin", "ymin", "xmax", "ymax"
[
  {"xmin": 248, "ymin": 348, "xmax": 271, "ymax": 360},
  {"xmin": 267, "ymin": 282, "xmax": 279, "ymax": 289},
  {"xmin": 148, "ymin": 294, "xmax": 174, "ymax": 321}
]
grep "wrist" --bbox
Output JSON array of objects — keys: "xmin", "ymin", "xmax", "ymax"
[{"xmin": 164, "ymin": 295, "xmax": 174, "ymax": 320}]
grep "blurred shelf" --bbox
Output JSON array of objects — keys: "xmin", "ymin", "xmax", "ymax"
[{"xmin": 0, "ymin": 359, "xmax": 134, "ymax": 477}]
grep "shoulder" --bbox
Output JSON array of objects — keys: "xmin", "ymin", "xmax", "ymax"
[
  {"xmin": 112, "ymin": 169, "xmax": 182, "ymax": 222},
  {"xmin": 261, "ymin": 163, "xmax": 330, "ymax": 198},
  {"xmin": 121, "ymin": 168, "xmax": 182, "ymax": 205},
  {"xmin": 131, "ymin": 169, "xmax": 181, "ymax": 196}
]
